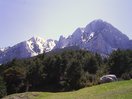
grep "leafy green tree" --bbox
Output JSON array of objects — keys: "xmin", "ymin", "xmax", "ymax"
[
  {"xmin": 66, "ymin": 59, "xmax": 83, "ymax": 89},
  {"xmin": 3, "ymin": 66, "xmax": 26, "ymax": 94},
  {"xmin": 26, "ymin": 58, "xmax": 44, "ymax": 91},
  {"xmin": 108, "ymin": 49, "xmax": 132, "ymax": 77},
  {"xmin": 83, "ymin": 56, "xmax": 98, "ymax": 74}
]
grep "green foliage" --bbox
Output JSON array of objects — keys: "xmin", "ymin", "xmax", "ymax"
[
  {"xmin": 108, "ymin": 49, "xmax": 132, "ymax": 77},
  {"xmin": 0, "ymin": 49, "xmax": 132, "ymax": 96},
  {"xmin": 3, "ymin": 66, "xmax": 26, "ymax": 94},
  {"xmin": 121, "ymin": 73, "xmax": 131, "ymax": 80},
  {"xmin": 4, "ymin": 80, "xmax": 132, "ymax": 99},
  {"xmin": 0, "ymin": 76, "xmax": 7, "ymax": 98}
]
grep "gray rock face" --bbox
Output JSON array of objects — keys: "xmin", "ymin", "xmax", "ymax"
[
  {"xmin": 55, "ymin": 19, "xmax": 131, "ymax": 55},
  {"xmin": 100, "ymin": 74, "xmax": 117, "ymax": 83}
]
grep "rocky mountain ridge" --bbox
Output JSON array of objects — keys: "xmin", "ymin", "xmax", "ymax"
[{"xmin": 0, "ymin": 19, "xmax": 132, "ymax": 64}]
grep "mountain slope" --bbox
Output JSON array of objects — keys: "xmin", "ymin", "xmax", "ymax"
[
  {"xmin": 55, "ymin": 19, "xmax": 131, "ymax": 55},
  {"xmin": 0, "ymin": 36, "xmax": 57, "ymax": 64}
]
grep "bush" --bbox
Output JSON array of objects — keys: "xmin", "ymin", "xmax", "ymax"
[
  {"xmin": 0, "ymin": 76, "xmax": 7, "ymax": 98},
  {"xmin": 121, "ymin": 73, "xmax": 131, "ymax": 80}
]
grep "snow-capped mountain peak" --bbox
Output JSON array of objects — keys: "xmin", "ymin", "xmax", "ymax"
[
  {"xmin": 0, "ymin": 36, "xmax": 57, "ymax": 64},
  {"xmin": 28, "ymin": 36, "xmax": 46, "ymax": 43}
]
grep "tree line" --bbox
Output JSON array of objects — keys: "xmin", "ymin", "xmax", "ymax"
[{"xmin": 0, "ymin": 49, "xmax": 132, "ymax": 98}]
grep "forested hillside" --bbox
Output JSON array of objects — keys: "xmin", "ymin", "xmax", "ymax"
[{"xmin": 0, "ymin": 49, "xmax": 132, "ymax": 98}]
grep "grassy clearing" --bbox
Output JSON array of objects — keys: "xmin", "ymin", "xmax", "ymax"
[{"xmin": 3, "ymin": 80, "xmax": 132, "ymax": 99}]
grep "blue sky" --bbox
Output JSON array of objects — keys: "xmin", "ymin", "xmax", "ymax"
[{"xmin": 0, "ymin": 0, "xmax": 132, "ymax": 47}]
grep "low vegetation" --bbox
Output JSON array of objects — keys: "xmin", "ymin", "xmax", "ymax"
[
  {"xmin": 0, "ymin": 49, "xmax": 132, "ymax": 98},
  {"xmin": 3, "ymin": 80, "xmax": 132, "ymax": 99}
]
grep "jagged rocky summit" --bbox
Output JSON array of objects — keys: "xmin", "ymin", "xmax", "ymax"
[{"xmin": 55, "ymin": 19, "xmax": 131, "ymax": 55}]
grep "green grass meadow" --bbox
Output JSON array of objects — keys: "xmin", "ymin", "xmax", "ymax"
[{"xmin": 3, "ymin": 80, "xmax": 132, "ymax": 99}]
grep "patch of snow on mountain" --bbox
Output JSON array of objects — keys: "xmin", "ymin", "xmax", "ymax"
[
  {"xmin": 88, "ymin": 32, "xmax": 95, "ymax": 41},
  {"xmin": 44, "ymin": 39, "xmax": 57, "ymax": 52},
  {"xmin": 0, "ymin": 48, "xmax": 5, "ymax": 52}
]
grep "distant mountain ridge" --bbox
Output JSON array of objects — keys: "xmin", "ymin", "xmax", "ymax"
[{"xmin": 0, "ymin": 19, "xmax": 132, "ymax": 64}]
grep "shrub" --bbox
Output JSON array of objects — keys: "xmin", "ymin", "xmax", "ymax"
[
  {"xmin": 0, "ymin": 76, "xmax": 7, "ymax": 98},
  {"xmin": 121, "ymin": 73, "xmax": 131, "ymax": 80}
]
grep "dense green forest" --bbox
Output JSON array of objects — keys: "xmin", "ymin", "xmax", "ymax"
[{"xmin": 0, "ymin": 49, "xmax": 132, "ymax": 98}]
